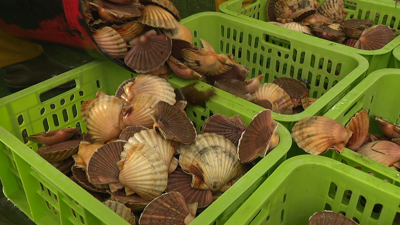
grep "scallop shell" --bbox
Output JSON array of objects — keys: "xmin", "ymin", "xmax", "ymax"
[
  {"xmin": 253, "ymin": 83, "xmax": 294, "ymax": 114},
  {"xmin": 123, "ymin": 93, "xmax": 160, "ymax": 128},
  {"xmin": 301, "ymin": 12, "xmax": 333, "ymax": 25},
  {"xmin": 118, "ymin": 143, "xmax": 168, "ymax": 200},
  {"xmin": 115, "ymin": 78, "xmax": 136, "ymax": 99},
  {"xmin": 124, "ymin": 30, "xmax": 172, "ymax": 74},
  {"xmin": 291, "ymin": 116, "xmax": 353, "ymax": 155},
  {"xmin": 245, "ymin": 75, "xmax": 265, "ymax": 94},
  {"xmin": 214, "ymin": 79, "xmax": 251, "ymax": 101},
  {"xmin": 208, "ymin": 63, "xmax": 249, "ymax": 83},
  {"xmin": 167, "ymin": 56, "xmax": 203, "ymax": 80},
  {"xmin": 281, "ymin": 22, "xmax": 312, "ymax": 35},
  {"xmin": 142, "ymin": 63, "xmax": 170, "ymax": 78},
  {"xmin": 171, "ymin": 39, "xmax": 195, "ymax": 61},
  {"xmin": 301, "ymin": 97, "xmax": 317, "ymax": 109},
  {"xmin": 166, "ymin": 168, "xmax": 213, "ymax": 208},
  {"xmin": 267, "ymin": 0, "xmax": 279, "ymax": 21},
  {"xmin": 354, "ymin": 25, "xmax": 396, "ymax": 50},
  {"xmin": 103, "ymin": 200, "xmax": 136, "ymax": 225},
  {"xmin": 90, "ymin": 0, "xmax": 142, "ymax": 21},
  {"xmin": 74, "ymin": 141, "xmax": 104, "ymax": 170},
  {"xmin": 71, "ymin": 166, "xmax": 109, "ymax": 193},
  {"xmin": 309, "ymin": 211, "xmax": 359, "ymax": 225},
  {"xmin": 92, "ymin": 26, "xmax": 127, "ymax": 58},
  {"xmin": 162, "ymin": 23, "xmax": 192, "ymax": 44},
  {"xmin": 37, "ymin": 139, "xmax": 81, "ymax": 162},
  {"xmin": 274, "ymin": 0, "xmax": 320, "ymax": 20},
  {"xmin": 310, "ymin": 24, "xmax": 347, "ymax": 43},
  {"xmin": 317, "ymin": 0, "xmax": 347, "ymax": 23},
  {"xmin": 139, "ymin": 192, "xmax": 195, "ymax": 225},
  {"xmin": 82, "ymin": 93, "xmax": 125, "ymax": 143},
  {"xmin": 374, "ymin": 116, "xmax": 400, "ymax": 138},
  {"xmin": 201, "ymin": 114, "xmax": 246, "ymax": 146},
  {"xmin": 179, "ymin": 133, "xmax": 244, "ymax": 192},
  {"xmin": 27, "ymin": 127, "xmax": 80, "ymax": 146},
  {"xmin": 140, "ymin": 0, "xmax": 180, "ymax": 21},
  {"xmin": 357, "ymin": 141, "xmax": 400, "ymax": 166},
  {"xmin": 112, "ymin": 21, "xmax": 146, "ymax": 43},
  {"xmin": 174, "ymin": 83, "xmax": 216, "ymax": 106},
  {"xmin": 273, "ymin": 77, "xmax": 309, "ymax": 107},
  {"xmin": 253, "ymin": 99, "xmax": 274, "ymax": 110},
  {"xmin": 345, "ymin": 110, "xmax": 369, "ymax": 151},
  {"xmin": 53, "ymin": 157, "xmax": 75, "ymax": 175},
  {"xmin": 181, "ymin": 48, "xmax": 233, "ymax": 76},
  {"xmin": 345, "ymin": 39, "xmax": 358, "ymax": 47},
  {"xmin": 237, "ymin": 109, "xmax": 279, "ymax": 163},
  {"xmin": 138, "ymin": 5, "xmax": 179, "ymax": 29},
  {"xmin": 125, "ymin": 129, "xmax": 177, "ymax": 173},
  {"xmin": 119, "ymin": 125, "xmax": 148, "ymax": 141},
  {"xmin": 152, "ymin": 101, "xmax": 197, "ymax": 144},
  {"xmin": 111, "ymin": 191, "xmax": 150, "ymax": 212}
]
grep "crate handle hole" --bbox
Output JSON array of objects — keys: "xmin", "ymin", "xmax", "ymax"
[{"xmin": 39, "ymin": 80, "xmax": 76, "ymax": 103}]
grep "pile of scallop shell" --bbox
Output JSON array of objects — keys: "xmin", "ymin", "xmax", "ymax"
[
  {"xmin": 266, "ymin": 0, "xmax": 398, "ymax": 50},
  {"xmin": 291, "ymin": 110, "xmax": 400, "ymax": 170},
  {"xmin": 28, "ymin": 76, "xmax": 280, "ymax": 224}
]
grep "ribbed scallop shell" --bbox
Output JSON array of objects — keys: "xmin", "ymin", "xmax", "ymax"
[
  {"xmin": 74, "ymin": 141, "xmax": 104, "ymax": 170},
  {"xmin": 301, "ymin": 97, "xmax": 317, "ymax": 109},
  {"xmin": 112, "ymin": 21, "xmax": 146, "ymax": 43},
  {"xmin": 201, "ymin": 114, "xmax": 246, "ymax": 146},
  {"xmin": 124, "ymin": 30, "xmax": 172, "ymax": 74},
  {"xmin": 181, "ymin": 48, "xmax": 233, "ymax": 76},
  {"xmin": 162, "ymin": 23, "xmax": 193, "ymax": 44},
  {"xmin": 119, "ymin": 143, "xmax": 168, "ymax": 200},
  {"xmin": 138, "ymin": 5, "xmax": 179, "ymax": 29},
  {"xmin": 374, "ymin": 116, "xmax": 400, "ymax": 138},
  {"xmin": 345, "ymin": 39, "xmax": 358, "ymax": 47},
  {"xmin": 71, "ymin": 166, "xmax": 109, "ymax": 193},
  {"xmin": 238, "ymin": 109, "xmax": 279, "ymax": 163},
  {"xmin": 281, "ymin": 22, "xmax": 312, "ymax": 35},
  {"xmin": 274, "ymin": 0, "xmax": 319, "ymax": 20},
  {"xmin": 317, "ymin": 0, "xmax": 347, "ymax": 23},
  {"xmin": 273, "ymin": 77, "xmax": 309, "ymax": 107},
  {"xmin": 140, "ymin": 0, "xmax": 180, "ymax": 21},
  {"xmin": 345, "ymin": 110, "xmax": 369, "ymax": 151},
  {"xmin": 292, "ymin": 116, "xmax": 353, "ymax": 155},
  {"xmin": 171, "ymin": 39, "xmax": 194, "ymax": 61},
  {"xmin": 115, "ymin": 78, "xmax": 136, "ymax": 99},
  {"xmin": 309, "ymin": 211, "xmax": 359, "ymax": 225},
  {"xmin": 92, "ymin": 26, "xmax": 127, "ymax": 58},
  {"xmin": 152, "ymin": 101, "xmax": 197, "ymax": 144},
  {"xmin": 119, "ymin": 125, "xmax": 148, "ymax": 141},
  {"xmin": 111, "ymin": 191, "xmax": 150, "ymax": 212},
  {"xmin": 123, "ymin": 93, "xmax": 160, "ymax": 128},
  {"xmin": 83, "ymin": 93, "xmax": 125, "ymax": 143},
  {"xmin": 254, "ymin": 83, "xmax": 294, "ymax": 114},
  {"xmin": 179, "ymin": 133, "xmax": 243, "ymax": 192},
  {"xmin": 357, "ymin": 141, "xmax": 400, "ymax": 166},
  {"xmin": 125, "ymin": 129, "xmax": 177, "ymax": 173},
  {"xmin": 167, "ymin": 56, "xmax": 203, "ymax": 80},
  {"xmin": 37, "ymin": 139, "xmax": 80, "ymax": 162},
  {"xmin": 139, "ymin": 192, "xmax": 195, "ymax": 225},
  {"xmin": 27, "ymin": 127, "xmax": 80, "ymax": 146},
  {"xmin": 354, "ymin": 25, "xmax": 396, "ymax": 50},
  {"xmin": 103, "ymin": 200, "xmax": 136, "ymax": 225},
  {"xmin": 91, "ymin": 0, "xmax": 142, "ymax": 21},
  {"xmin": 166, "ymin": 168, "xmax": 213, "ymax": 208}
]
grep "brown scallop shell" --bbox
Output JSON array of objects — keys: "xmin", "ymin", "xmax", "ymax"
[
  {"xmin": 354, "ymin": 25, "xmax": 396, "ymax": 50},
  {"xmin": 174, "ymin": 83, "xmax": 216, "ymax": 107},
  {"xmin": 291, "ymin": 116, "xmax": 353, "ymax": 155},
  {"xmin": 92, "ymin": 26, "xmax": 127, "ymax": 58},
  {"xmin": 281, "ymin": 22, "xmax": 312, "ymax": 35},
  {"xmin": 253, "ymin": 99, "xmax": 274, "ymax": 110},
  {"xmin": 345, "ymin": 110, "xmax": 369, "ymax": 151},
  {"xmin": 310, "ymin": 24, "xmax": 347, "ymax": 43},
  {"xmin": 166, "ymin": 168, "xmax": 213, "ymax": 208},
  {"xmin": 71, "ymin": 166, "xmax": 109, "ymax": 193},
  {"xmin": 140, "ymin": 0, "xmax": 180, "ymax": 21},
  {"xmin": 201, "ymin": 114, "xmax": 246, "ymax": 146},
  {"xmin": 214, "ymin": 79, "xmax": 253, "ymax": 101},
  {"xmin": 27, "ymin": 127, "xmax": 80, "ymax": 146},
  {"xmin": 245, "ymin": 75, "xmax": 265, "ymax": 94},
  {"xmin": 119, "ymin": 125, "xmax": 148, "ymax": 141},
  {"xmin": 115, "ymin": 78, "xmax": 136, "ymax": 98},
  {"xmin": 317, "ymin": 0, "xmax": 347, "ymax": 23},
  {"xmin": 123, "ymin": 93, "xmax": 160, "ymax": 128},
  {"xmin": 90, "ymin": 0, "xmax": 142, "ymax": 21},
  {"xmin": 309, "ymin": 211, "xmax": 359, "ymax": 225},
  {"xmin": 237, "ymin": 109, "xmax": 279, "ymax": 163},
  {"xmin": 301, "ymin": 97, "xmax": 317, "ymax": 109},
  {"xmin": 374, "ymin": 116, "xmax": 400, "ymax": 138},
  {"xmin": 301, "ymin": 12, "xmax": 333, "ymax": 25},
  {"xmin": 273, "ymin": 77, "xmax": 309, "ymax": 107},
  {"xmin": 138, "ymin": 5, "xmax": 179, "ymax": 29},
  {"xmin": 253, "ymin": 83, "xmax": 294, "ymax": 114},
  {"xmin": 112, "ymin": 21, "xmax": 146, "ymax": 43},
  {"xmin": 181, "ymin": 48, "xmax": 233, "ymax": 76},
  {"xmin": 53, "ymin": 157, "xmax": 75, "ymax": 175},
  {"xmin": 357, "ymin": 141, "xmax": 400, "ymax": 167},
  {"xmin": 103, "ymin": 200, "xmax": 136, "ymax": 225},
  {"xmin": 37, "ymin": 139, "xmax": 81, "ymax": 162},
  {"xmin": 74, "ymin": 141, "xmax": 104, "ymax": 170},
  {"xmin": 139, "ymin": 192, "xmax": 195, "ymax": 225},
  {"xmin": 170, "ymin": 39, "xmax": 194, "ymax": 61},
  {"xmin": 110, "ymin": 191, "xmax": 150, "ymax": 212},
  {"xmin": 162, "ymin": 23, "xmax": 192, "ymax": 44},
  {"xmin": 208, "ymin": 63, "xmax": 249, "ymax": 84},
  {"xmin": 267, "ymin": 0, "xmax": 278, "ymax": 21},
  {"xmin": 274, "ymin": 0, "xmax": 319, "ymax": 20},
  {"xmin": 345, "ymin": 39, "xmax": 358, "ymax": 48},
  {"xmin": 167, "ymin": 56, "xmax": 203, "ymax": 80}
]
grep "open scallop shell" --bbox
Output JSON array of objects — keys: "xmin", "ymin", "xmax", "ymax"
[
  {"xmin": 119, "ymin": 143, "xmax": 168, "ymax": 200},
  {"xmin": 139, "ymin": 192, "xmax": 195, "ymax": 225},
  {"xmin": 309, "ymin": 211, "xmax": 359, "ymax": 225},
  {"xmin": 179, "ymin": 133, "xmax": 244, "ymax": 192},
  {"xmin": 138, "ymin": 5, "xmax": 179, "ymax": 29},
  {"xmin": 112, "ymin": 21, "xmax": 146, "ymax": 43},
  {"xmin": 162, "ymin": 23, "xmax": 192, "ymax": 44},
  {"xmin": 357, "ymin": 141, "xmax": 400, "ymax": 167},
  {"xmin": 170, "ymin": 39, "xmax": 195, "ymax": 61},
  {"xmin": 317, "ymin": 0, "xmax": 347, "ymax": 23},
  {"xmin": 103, "ymin": 200, "xmax": 136, "ymax": 225},
  {"xmin": 27, "ymin": 127, "xmax": 80, "ymax": 146},
  {"xmin": 74, "ymin": 141, "xmax": 104, "ymax": 170},
  {"xmin": 238, "ymin": 109, "xmax": 279, "ymax": 163},
  {"xmin": 354, "ymin": 25, "xmax": 395, "ymax": 50},
  {"xmin": 119, "ymin": 125, "xmax": 148, "ymax": 141},
  {"xmin": 124, "ymin": 30, "xmax": 172, "ymax": 74},
  {"xmin": 37, "ymin": 139, "xmax": 81, "ymax": 162},
  {"xmin": 273, "ymin": 77, "xmax": 309, "ymax": 107},
  {"xmin": 123, "ymin": 93, "xmax": 160, "ymax": 128},
  {"xmin": 111, "ymin": 191, "xmax": 150, "ymax": 212},
  {"xmin": 115, "ymin": 78, "xmax": 135, "ymax": 99},
  {"xmin": 182, "ymin": 48, "xmax": 233, "ymax": 76},
  {"xmin": 374, "ymin": 116, "xmax": 400, "ymax": 138},
  {"xmin": 151, "ymin": 101, "xmax": 197, "ymax": 144},
  {"xmin": 166, "ymin": 168, "xmax": 213, "ymax": 208},
  {"xmin": 281, "ymin": 22, "xmax": 312, "ymax": 35},
  {"xmin": 253, "ymin": 83, "xmax": 294, "ymax": 114},
  {"xmin": 140, "ymin": 0, "xmax": 180, "ymax": 21},
  {"xmin": 71, "ymin": 166, "xmax": 109, "ymax": 193},
  {"xmin": 92, "ymin": 26, "xmax": 127, "ymax": 58},
  {"xmin": 345, "ymin": 110, "xmax": 369, "ymax": 151},
  {"xmin": 201, "ymin": 114, "xmax": 246, "ymax": 146},
  {"xmin": 245, "ymin": 75, "xmax": 265, "ymax": 94},
  {"xmin": 167, "ymin": 56, "xmax": 203, "ymax": 80},
  {"xmin": 292, "ymin": 116, "xmax": 353, "ymax": 155}
]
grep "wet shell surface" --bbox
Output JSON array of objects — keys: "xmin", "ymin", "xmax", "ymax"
[
  {"xmin": 179, "ymin": 133, "xmax": 243, "ymax": 192},
  {"xmin": 253, "ymin": 83, "xmax": 294, "ymax": 114},
  {"xmin": 112, "ymin": 21, "xmax": 146, "ymax": 43},
  {"xmin": 354, "ymin": 25, "xmax": 396, "ymax": 50},
  {"xmin": 37, "ymin": 139, "xmax": 81, "ymax": 162},
  {"xmin": 103, "ymin": 200, "xmax": 136, "ymax": 225},
  {"xmin": 138, "ymin": 5, "xmax": 179, "ymax": 29},
  {"xmin": 152, "ymin": 101, "xmax": 197, "ymax": 144},
  {"xmin": 115, "ymin": 78, "xmax": 135, "ymax": 99},
  {"xmin": 91, "ymin": 0, "xmax": 142, "ymax": 21},
  {"xmin": 139, "ymin": 192, "xmax": 195, "ymax": 225},
  {"xmin": 301, "ymin": 97, "xmax": 317, "ymax": 109},
  {"xmin": 281, "ymin": 22, "xmax": 312, "ymax": 35},
  {"xmin": 309, "ymin": 210, "xmax": 359, "ymax": 225},
  {"xmin": 273, "ymin": 0, "xmax": 320, "ymax": 21},
  {"xmin": 162, "ymin": 23, "xmax": 193, "ymax": 44},
  {"xmin": 345, "ymin": 38, "xmax": 358, "ymax": 47},
  {"xmin": 123, "ymin": 93, "xmax": 161, "ymax": 128},
  {"xmin": 74, "ymin": 141, "xmax": 104, "ymax": 170},
  {"xmin": 27, "ymin": 127, "xmax": 80, "ymax": 146},
  {"xmin": 317, "ymin": 0, "xmax": 347, "ymax": 23},
  {"xmin": 124, "ymin": 30, "xmax": 172, "ymax": 74},
  {"xmin": 119, "ymin": 143, "xmax": 168, "ymax": 200},
  {"xmin": 201, "ymin": 114, "xmax": 246, "ymax": 146},
  {"xmin": 92, "ymin": 26, "xmax": 127, "ymax": 58},
  {"xmin": 182, "ymin": 48, "xmax": 233, "ymax": 76},
  {"xmin": 111, "ymin": 191, "xmax": 150, "ymax": 212},
  {"xmin": 171, "ymin": 39, "xmax": 194, "ymax": 61},
  {"xmin": 374, "ymin": 116, "xmax": 400, "ymax": 138},
  {"xmin": 238, "ymin": 109, "xmax": 279, "ymax": 163},
  {"xmin": 140, "ymin": 0, "xmax": 180, "ymax": 21},
  {"xmin": 357, "ymin": 141, "xmax": 400, "ymax": 167},
  {"xmin": 345, "ymin": 110, "xmax": 369, "ymax": 151},
  {"xmin": 119, "ymin": 125, "xmax": 148, "ymax": 141},
  {"xmin": 291, "ymin": 116, "xmax": 353, "ymax": 155},
  {"xmin": 71, "ymin": 166, "xmax": 109, "ymax": 193},
  {"xmin": 167, "ymin": 56, "xmax": 203, "ymax": 80},
  {"xmin": 273, "ymin": 77, "xmax": 309, "ymax": 107}
]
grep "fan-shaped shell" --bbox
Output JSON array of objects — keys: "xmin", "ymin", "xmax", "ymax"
[
  {"xmin": 90, "ymin": 0, "xmax": 142, "ymax": 21},
  {"xmin": 140, "ymin": 0, "xmax": 180, "ymax": 21},
  {"xmin": 273, "ymin": 77, "xmax": 309, "ymax": 107},
  {"xmin": 354, "ymin": 25, "xmax": 396, "ymax": 50},
  {"xmin": 119, "ymin": 125, "xmax": 148, "ymax": 141},
  {"xmin": 139, "ymin": 192, "xmax": 195, "ymax": 225},
  {"xmin": 138, "ymin": 5, "xmax": 179, "ymax": 29},
  {"xmin": 103, "ymin": 200, "xmax": 136, "ymax": 225},
  {"xmin": 274, "ymin": 0, "xmax": 319, "ymax": 20},
  {"xmin": 201, "ymin": 114, "xmax": 246, "ymax": 146},
  {"xmin": 123, "ymin": 93, "xmax": 160, "ymax": 128},
  {"xmin": 74, "ymin": 141, "xmax": 104, "ymax": 170},
  {"xmin": 181, "ymin": 48, "xmax": 233, "ymax": 76},
  {"xmin": 112, "ymin": 21, "xmax": 146, "ymax": 43},
  {"xmin": 119, "ymin": 143, "xmax": 168, "ymax": 200},
  {"xmin": 27, "ymin": 127, "xmax": 80, "ymax": 146},
  {"xmin": 254, "ymin": 83, "xmax": 294, "ymax": 114},
  {"xmin": 374, "ymin": 116, "xmax": 400, "ymax": 138},
  {"xmin": 53, "ymin": 157, "xmax": 75, "ymax": 175},
  {"xmin": 37, "ymin": 139, "xmax": 81, "ymax": 162},
  {"xmin": 345, "ymin": 110, "xmax": 369, "ymax": 151},
  {"xmin": 291, "ymin": 116, "xmax": 353, "ymax": 155},
  {"xmin": 238, "ymin": 109, "xmax": 279, "ymax": 163},
  {"xmin": 309, "ymin": 211, "xmax": 359, "ymax": 225},
  {"xmin": 317, "ymin": 0, "xmax": 347, "ymax": 23},
  {"xmin": 162, "ymin": 23, "xmax": 192, "ymax": 44},
  {"xmin": 71, "ymin": 166, "xmax": 109, "ymax": 193},
  {"xmin": 152, "ymin": 101, "xmax": 197, "ymax": 144},
  {"xmin": 170, "ymin": 39, "xmax": 194, "ymax": 61},
  {"xmin": 179, "ymin": 133, "xmax": 244, "ymax": 192},
  {"xmin": 357, "ymin": 141, "xmax": 400, "ymax": 166},
  {"xmin": 345, "ymin": 39, "xmax": 358, "ymax": 47},
  {"xmin": 92, "ymin": 26, "xmax": 127, "ymax": 58},
  {"xmin": 124, "ymin": 30, "xmax": 172, "ymax": 74},
  {"xmin": 115, "ymin": 78, "xmax": 136, "ymax": 99},
  {"xmin": 281, "ymin": 22, "xmax": 312, "ymax": 35}
]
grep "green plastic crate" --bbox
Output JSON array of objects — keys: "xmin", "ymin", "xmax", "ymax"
[
  {"xmin": 0, "ymin": 60, "xmax": 292, "ymax": 225},
  {"xmin": 220, "ymin": 0, "xmax": 400, "ymax": 74},
  {"xmin": 223, "ymin": 155, "xmax": 400, "ymax": 224},
  {"xmin": 180, "ymin": 12, "xmax": 368, "ymax": 132},
  {"xmin": 394, "ymin": 45, "xmax": 400, "ymax": 68}
]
